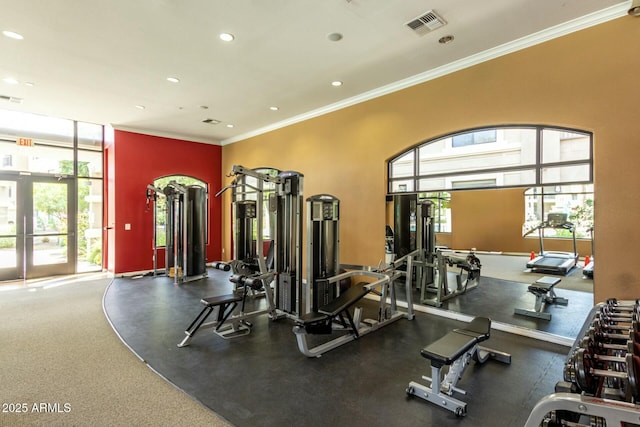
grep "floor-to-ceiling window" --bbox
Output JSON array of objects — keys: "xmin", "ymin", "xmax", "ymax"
[{"xmin": 0, "ymin": 109, "xmax": 104, "ymax": 280}]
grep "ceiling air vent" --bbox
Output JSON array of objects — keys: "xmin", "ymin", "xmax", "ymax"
[
  {"xmin": 202, "ymin": 118, "xmax": 220, "ymax": 125},
  {"xmin": 406, "ymin": 10, "xmax": 447, "ymax": 36},
  {"xmin": 0, "ymin": 94, "xmax": 23, "ymax": 104}
]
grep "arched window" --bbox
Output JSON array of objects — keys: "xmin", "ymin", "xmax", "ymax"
[
  {"xmin": 388, "ymin": 126, "xmax": 592, "ymax": 193},
  {"xmin": 153, "ymin": 175, "xmax": 207, "ymax": 247}
]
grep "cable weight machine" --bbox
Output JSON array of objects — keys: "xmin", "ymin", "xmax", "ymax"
[
  {"xmin": 146, "ymin": 181, "xmax": 208, "ymax": 284},
  {"xmin": 217, "ymin": 165, "xmax": 306, "ymax": 318},
  {"xmin": 393, "ymin": 194, "xmax": 480, "ymax": 307}
]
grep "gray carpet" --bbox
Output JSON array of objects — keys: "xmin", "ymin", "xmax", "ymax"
[{"xmin": 0, "ymin": 275, "xmax": 230, "ymax": 427}]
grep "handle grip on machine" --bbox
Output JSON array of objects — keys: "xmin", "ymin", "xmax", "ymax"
[
  {"xmin": 230, "ymin": 273, "xmax": 263, "ymax": 290},
  {"xmin": 211, "ymin": 261, "xmax": 231, "ymax": 272}
]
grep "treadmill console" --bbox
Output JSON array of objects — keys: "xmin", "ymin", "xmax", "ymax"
[{"xmin": 547, "ymin": 213, "xmax": 568, "ymax": 227}]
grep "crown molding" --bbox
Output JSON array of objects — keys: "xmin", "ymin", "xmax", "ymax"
[{"xmin": 222, "ymin": 3, "xmax": 628, "ymax": 146}]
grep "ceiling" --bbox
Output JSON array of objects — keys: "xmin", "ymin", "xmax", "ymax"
[{"xmin": 0, "ymin": 0, "xmax": 630, "ymax": 145}]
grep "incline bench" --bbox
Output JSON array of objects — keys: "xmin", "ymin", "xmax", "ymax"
[
  {"xmin": 514, "ymin": 276, "xmax": 568, "ymax": 321},
  {"xmin": 406, "ymin": 317, "xmax": 511, "ymax": 416}
]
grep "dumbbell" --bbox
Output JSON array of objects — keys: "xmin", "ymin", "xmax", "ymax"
[
  {"xmin": 573, "ymin": 347, "xmax": 638, "ymax": 401},
  {"xmin": 592, "ymin": 318, "xmax": 633, "ymax": 335},
  {"xmin": 600, "ymin": 305, "xmax": 638, "ymax": 320},
  {"xmin": 588, "ymin": 324, "xmax": 631, "ymax": 344},
  {"xmin": 580, "ymin": 335, "xmax": 628, "ymax": 355}
]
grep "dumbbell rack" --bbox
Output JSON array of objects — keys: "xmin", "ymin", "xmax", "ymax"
[{"xmin": 524, "ymin": 298, "xmax": 640, "ymax": 426}]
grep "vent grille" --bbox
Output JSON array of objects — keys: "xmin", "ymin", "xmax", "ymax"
[
  {"xmin": 406, "ymin": 10, "xmax": 446, "ymax": 36},
  {"xmin": 0, "ymin": 94, "xmax": 23, "ymax": 103},
  {"xmin": 202, "ymin": 118, "xmax": 220, "ymax": 125}
]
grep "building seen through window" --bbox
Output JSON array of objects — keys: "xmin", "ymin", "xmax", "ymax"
[{"xmin": 0, "ymin": 108, "xmax": 104, "ymax": 278}]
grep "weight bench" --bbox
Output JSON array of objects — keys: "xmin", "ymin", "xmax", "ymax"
[
  {"xmin": 406, "ymin": 317, "xmax": 511, "ymax": 416},
  {"xmin": 177, "ymin": 293, "xmax": 244, "ymax": 347},
  {"xmin": 514, "ymin": 276, "xmax": 568, "ymax": 321}
]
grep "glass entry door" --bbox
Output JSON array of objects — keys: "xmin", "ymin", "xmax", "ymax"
[{"xmin": 0, "ymin": 173, "xmax": 75, "ymax": 280}]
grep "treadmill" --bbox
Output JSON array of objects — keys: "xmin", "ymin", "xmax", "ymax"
[{"xmin": 525, "ymin": 213, "xmax": 578, "ymax": 275}]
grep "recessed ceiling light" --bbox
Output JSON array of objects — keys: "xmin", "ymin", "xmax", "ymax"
[
  {"xmin": 135, "ymin": 105, "xmax": 145, "ymax": 110},
  {"xmin": 166, "ymin": 77, "xmax": 180, "ymax": 83},
  {"xmin": 438, "ymin": 35, "xmax": 455, "ymax": 44},
  {"xmin": 226, "ymin": 124, "xmax": 234, "ymax": 128},
  {"xmin": 24, "ymin": 82, "xmax": 34, "ymax": 87},
  {"xmin": 2, "ymin": 30, "xmax": 24, "ymax": 40},
  {"xmin": 327, "ymin": 32, "xmax": 343, "ymax": 42},
  {"xmin": 269, "ymin": 106, "xmax": 279, "ymax": 111},
  {"xmin": 331, "ymin": 80, "xmax": 343, "ymax": 87},
  {"xmin": 219, "ymin": 33, "xmax": 234, "ymax": 42},
  {"xmin": 2, "ymin": 77, "xmax": 19, "ymax": 85}
]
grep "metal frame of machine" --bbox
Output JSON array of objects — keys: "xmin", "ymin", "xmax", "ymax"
[{"xmin": 179, "ymin": 166, "xmax": 415, "ymax": 353}]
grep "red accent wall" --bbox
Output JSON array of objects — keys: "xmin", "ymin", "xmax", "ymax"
[{"xmin": 108, "ymin": 130, "xmax": 222, "ymax": 274}]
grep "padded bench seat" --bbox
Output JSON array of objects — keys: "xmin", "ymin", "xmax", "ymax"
[
  {"xmin": 420, "ymin": 317, "xmax": 491, "ymax": 368},
  {"xmin": 515, "ymin": 276, "xmax": 567, "ymax": 321},
  {"xmin": 528, "ymin": 276, "xmax": 561, "ymax": 294},
  {"xmin": 407, "ymin": 316, "xmax": 510, "ymax": 417},
  {"xmin": 201, "ymin": 294, "xmax": 242, "ymax": 307},
  {"xmin": 297, "ymin": 285, "xmax": 371, "ymax": 336},
  {"xmin": 319, "ymin": 285, "xmax": 370, "ymax": 317}
]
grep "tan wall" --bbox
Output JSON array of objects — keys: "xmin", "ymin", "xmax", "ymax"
[
  {"xmin": 450, "ymin": 189, "xmax": 592, "ymax": 255},
  {"xmin": 222, "ymin": 17, "xmax": 640, "ymax": 303}
]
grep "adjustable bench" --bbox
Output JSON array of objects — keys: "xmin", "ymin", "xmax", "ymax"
[
  {"xmin": 178, "ymin": 294, "xmax": 243, "ymax": 347},
  {"xmin": 406, "ymin": 317, "xmax": 511, "ymax": 416},
  {"xmin": 515, "ymin": 276, "xmax": 568, "ymax": 321}
]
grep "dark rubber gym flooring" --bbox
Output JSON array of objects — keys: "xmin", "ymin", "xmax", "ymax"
[{"xmin": 103, "ymin": 269, "xmax": 592, "ymax": 426}]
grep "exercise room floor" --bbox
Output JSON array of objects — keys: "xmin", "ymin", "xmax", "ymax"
[{"xmin": 103, "ymin": 267, "xmax": 590, "ymax": 426}]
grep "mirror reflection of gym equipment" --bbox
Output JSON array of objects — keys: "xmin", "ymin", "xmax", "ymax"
[
  {"xmin": 583, "ymin": 226, "xmax": 594, "ymax": 278},
  {"xmin": 392, "ymin": 194, "xmax": 481, "ymax": 307},
  {"xmin": 524, "ymin": 212, "xmax": 579, "ymax": 275}
]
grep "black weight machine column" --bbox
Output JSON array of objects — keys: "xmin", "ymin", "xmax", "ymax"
[
  {"xmin": 163, "ymin": 182, "xmax": 207, "ymax": 284},
  {"xmin": 273, "ymin": 171, "xmax": 305, "ymax": 316},
  {"xmin": 306, "ymin": 194, "xmax": 340, "ymax": 312},
  {"xmin": 233, "ymin": 200, "xmax": 258, "ymax": 275}
]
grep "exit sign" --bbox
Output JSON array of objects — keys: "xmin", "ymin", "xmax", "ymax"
[{"xmin": 17, "ymin": 137, "xmax": 34, "ymax": 147}]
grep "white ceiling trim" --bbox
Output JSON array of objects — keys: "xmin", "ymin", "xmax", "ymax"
[
  {"xmin": 221, "ymin": 3, "xmax": 628, "ymax": 146},
  {"xmin": 112, "ymin": 125, "xmax": 222, "ymax": 146}
]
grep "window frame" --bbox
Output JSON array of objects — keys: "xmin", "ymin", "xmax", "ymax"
[{"xmin": 388, "ymin": 125, "xmax": 593, "ymax": 194}]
